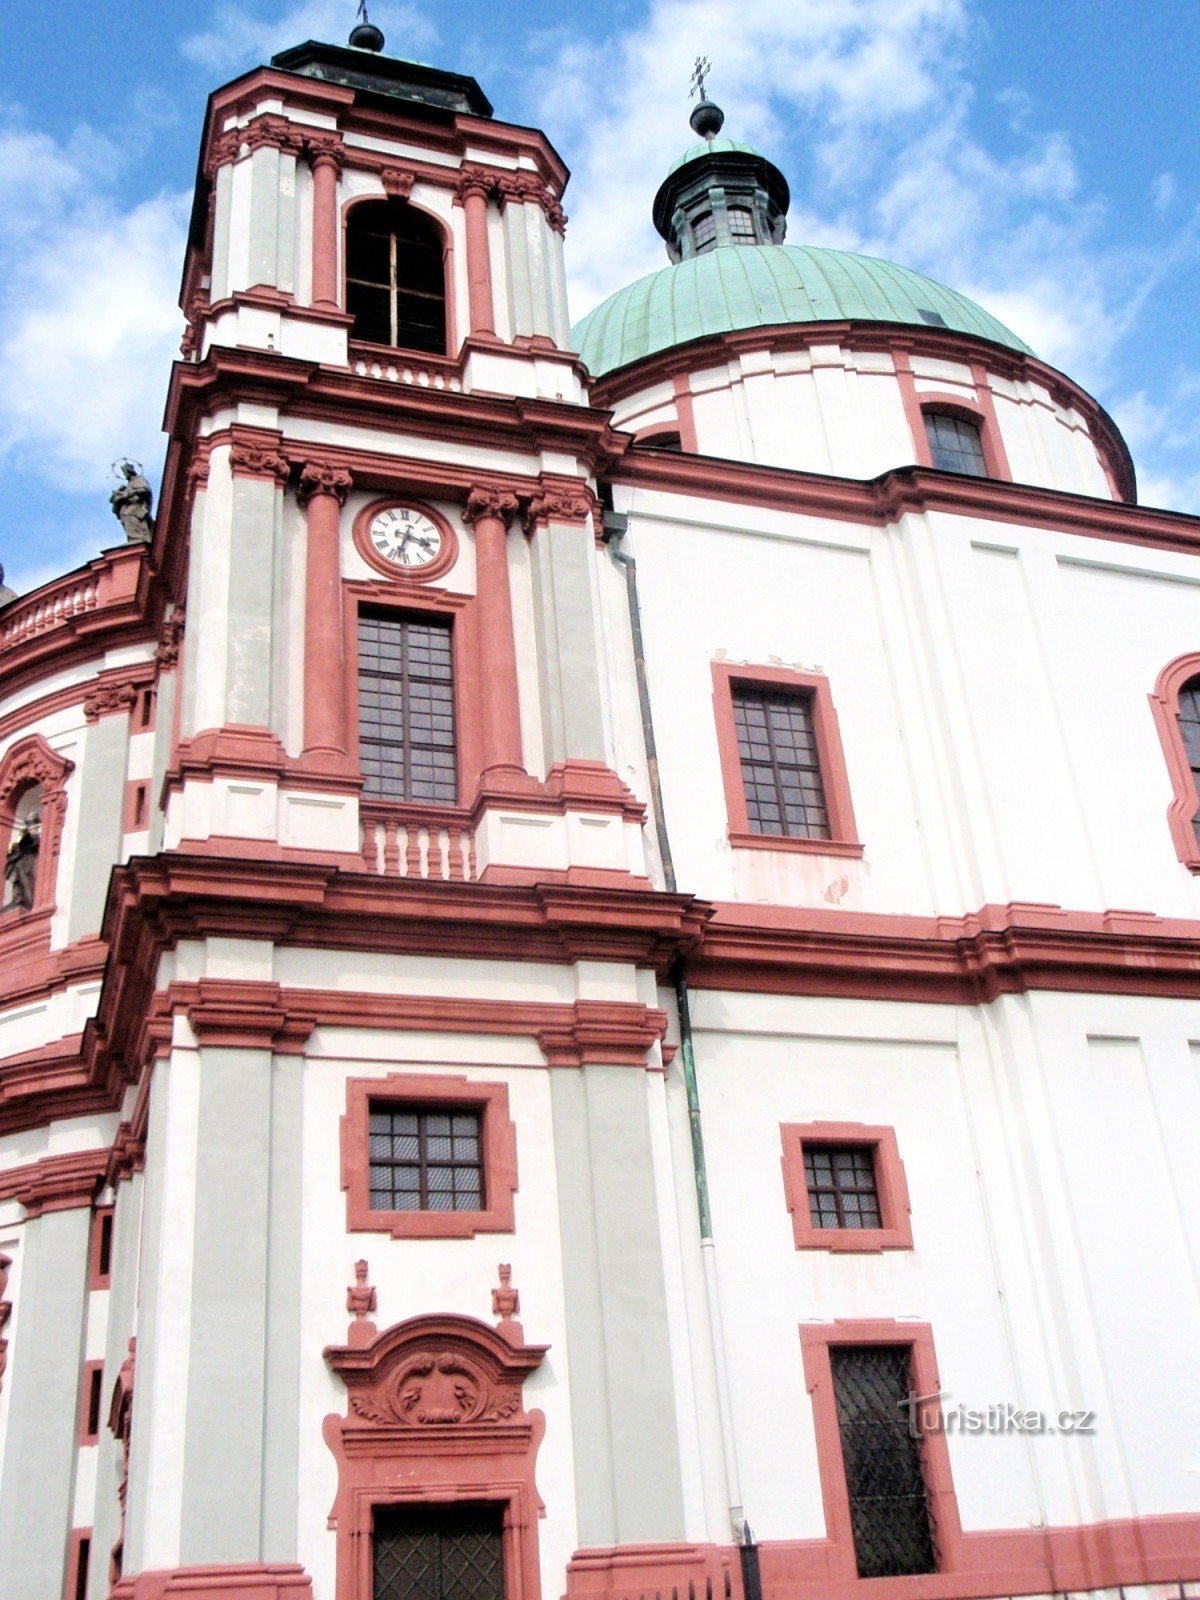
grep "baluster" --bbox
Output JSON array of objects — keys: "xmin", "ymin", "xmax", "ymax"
[
  {"xmin": 426, "ymin": 825, "xmax": 445, "ymax": 880},
  {"xmin": 405, "ymin": 823, "xmax": 422, "ymax": 877},
  {"xmin": 381, "ymin": 818, "xmax": 400, "ymax": 875},
  {"xmin": 360, "ymin": 818, "xmax": 377, "ymax": 872},
  {"xmin": 446, "ymin": 823, "xmax": 466, "ymax": 881}
]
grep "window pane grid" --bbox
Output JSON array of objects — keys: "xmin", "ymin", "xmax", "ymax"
[
  {"xmin": 368, "ymin": 1105, "xmax": 484, "ymax": 1213},
  {"xmin": 728, "ymin": 206, "xmax": 757, "ymax": 243},
  {"xmin": 347, "ymin": 201, "xmax": 447, "ymax": 355},
  {"xmin": 924, "ymin": 411, "xmax": 987, "ymax": 476},
  {"xmin": 359, "ymin": 613, "xmax": 457, "ymax": 803},
  {"xmin": 830, "ymin": 1345, "xmax": 937, "ymax": 1579},
  {"xmin": 693, "ymin": 211, "xmax": 717, "ymax": 253},
  {"xmin": 803, "ymin": 1143, "xmax": 882, "ymax": 1230},
  {"xmin": 733, "ymin": 686, "xmax": 831, "ymax": 838}
]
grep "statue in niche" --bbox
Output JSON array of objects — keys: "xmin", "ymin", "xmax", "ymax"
[
  {"xmin": 0, "ymin": 566, "xmax": 15, "ymax": 609},
  {"xmin": 109, "ymin": 460, "xmax": 154, "ymax": 544},
  {"xmin": 4, "ymin": 817, "xmax": 39, "ymax": 911}
]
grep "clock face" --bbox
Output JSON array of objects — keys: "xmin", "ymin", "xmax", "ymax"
[{"xmin": 368, "ymin": 506, "xmax": 443, "ymax": 570}]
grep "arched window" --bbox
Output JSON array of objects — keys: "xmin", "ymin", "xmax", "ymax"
[
  {"xmin": 346, "ymin": 200, "xmax": 447, "ymax": 355},
  {"xmin": 1150, "ymin": 655, "xmax": 1200, "ymax": 869},
  {"xmin": 923, "ymin": 410, "xmax": 987, "ymax": 476}
]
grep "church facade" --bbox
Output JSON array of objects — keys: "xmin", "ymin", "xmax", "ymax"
[{"xmin": 2, "ymin": 25, "xmax": 1199, "ymax": 1600}]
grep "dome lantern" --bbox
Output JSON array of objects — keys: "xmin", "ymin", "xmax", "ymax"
[{"xmin": 653, "ymin": 69, "xmax": 789, "ymax": 263}]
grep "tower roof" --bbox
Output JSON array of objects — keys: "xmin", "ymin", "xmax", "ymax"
[{"xmin": 572, "ymin": 243, "xmax": 1033, "ymax": 378}]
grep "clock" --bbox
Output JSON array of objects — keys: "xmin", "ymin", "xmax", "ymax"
[
  {"xmin": 355, "ymin": 499, "xmax": 457, "ymax": 582},
  {"xmin": 368, "ymin": 505, "xmax": 443, "ymax": 569}
]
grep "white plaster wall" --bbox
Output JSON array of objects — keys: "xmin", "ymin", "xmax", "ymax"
[
  {"xmin": 684, "ymin": 986, "xmax": 1200, "ymax": 1546},
  {"xmin": 609, "ymin": 483, "xmax": 1200, "ymax": 920},
  {"xmin": 606, "ymin": 343, "xmax": 1119, "ymax": 498}
]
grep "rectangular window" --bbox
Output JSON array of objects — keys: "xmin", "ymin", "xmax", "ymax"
[
  {"xmin": 830, "ymin": 1345, "xmax": 937, "ymax": 1579},
  {"xmin": 732, "ymin": 684, "xmax": 830, "ymax": 839},
  {"xmin": 358, "ymin": 612, "xmax": 457, "ymax": 804},
  {"xmin": 803, "ymin": 1143, "xmax": 882, "ymax": 1230},
  {"xmin": 923, "ymin": 411, "xmax": 987, "ymax": 476},
  {"xmin": 728, "ymin": 205, "xmax": 757, "ymax": 243},
  {"xmin": 693, "ymin": 211, "xmax": 717, "ymax": 252},
  {"xmin": 374, "ymin": 1503, "xmax": 505, "ymax": 1600},
  {"xmin": 369, "ymin": 1104, "xmax": 484, "ymax": 1213}
]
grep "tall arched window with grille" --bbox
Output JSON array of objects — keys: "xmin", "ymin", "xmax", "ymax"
[{"xmin": 345, "ymin": 200, "xmax": 448, "ymax": 355}]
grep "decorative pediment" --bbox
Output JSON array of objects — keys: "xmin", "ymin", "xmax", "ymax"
[
  {"xmin": 325, "ymin": 1313, "xmax": 546, "ymax": 1430},
  {"xmin": 0, "ymin": 733, "xmax": 73, "ymax": 811}
]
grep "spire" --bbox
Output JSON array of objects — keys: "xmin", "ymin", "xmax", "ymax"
[{"xmin": 349, "ymin": 0, "xmax": 385, "ymax": 51}]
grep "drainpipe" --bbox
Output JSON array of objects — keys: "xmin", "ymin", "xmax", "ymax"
[{"xmin": 604, "ymin": 507, "xmax": 747, "ymax": 1547}]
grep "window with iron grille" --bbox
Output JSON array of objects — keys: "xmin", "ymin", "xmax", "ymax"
[
  {"xmin": 732, "ymin": 685, "xmax": 831, "ymax": 838},
  {"xmin": 358, "ymin": 612, "xmax": 457, "ymax": 803},
  {"xmin": 369, "ymin": 1103, "xmax": 484, "ymax": 1213},
  {"xmin": 923, "ymin": 411, "xmax": 987, "ymax": 476},
  {"xmin": 1177, "ymin": 676, "xmax": 1200, "ymax": 847},
  {"xmin": 803, "ymin": 1143, "xmax": 882, "ymax": 1230},
  {"xmin": 347, "ymin": 199, "xmax": 447, "ymax": 355},
  {"xmin": 374, "ymin": 1504, "xmax": 504, "ymax": 1600},
  {"xmin": 693, "ymin": 211, "xmax": 718, "ymax": 253},
  {"xmin": 830, "ymin": 1345, "xmax": 937, "ymax": 1579},
  {"xmin": 728, "ymin": 205, "xmax": 757, "ymax": 244}
]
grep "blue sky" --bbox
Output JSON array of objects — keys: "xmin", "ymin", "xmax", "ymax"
[{"xmin": 3, "ymin": 0, "xmax": 1199, "ymax": 593}]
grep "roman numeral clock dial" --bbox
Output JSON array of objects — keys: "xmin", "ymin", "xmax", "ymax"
[{"xmin": 368, "ymin": 506, "xmax": 443, "ymax": 569}]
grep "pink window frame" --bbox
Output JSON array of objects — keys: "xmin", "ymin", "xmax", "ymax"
[
  {"xmin": 1149, "ymin": 652, "xmax": 1200, "ymax": 871},
  {"xmin": 711, "ymin": 662, "xmax": 863, "ymax": 857},
  {"xmin": 799, "ymin": 1320, "xmax": 965, "ymax": 1588},
  {"xmin": 781, "ymin": 1122, "xmax": 913, "ymax": 1252},
  {"xmin": 894, "ymin": 353, "xmax": 1012, "ymax": 481},
  {"xmin": 341, "ymin": 1072, "xmax": 518, "ymax": 1239}
]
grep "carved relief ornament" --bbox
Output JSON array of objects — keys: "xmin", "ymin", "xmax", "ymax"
[
  {"xmin": 229, "ymin": 442, "xmax": 291, "ymax": 484},
  {"xmin": 456, "ymin": 165, "xmax": 495, "ymax": 204},
  {"xmin": 297, "ymin": 461, "xmax": 354, "ymax": 508},
  {"xmin": 303, "ymin": 129, "xmax": 346, "ymax": 170},
  {"xmin": 83, "ymin": 681, "xmax": 140, "ymax": 722},
  {"xmin": 463, "ymin": 486, "xmax": 520, "ymax": 528},
  {"xmin": 521, "ymin": 487, "xmax": 596, "ymax": 532},
  {"xmin": 156, "ymin": 608, "xmax": 186, "ymax": 668}
]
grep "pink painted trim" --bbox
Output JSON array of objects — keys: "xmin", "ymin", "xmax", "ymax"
[
  {"xmin": 462, "ymin": 186, "xmax": 496, "ymax": 339},
  {"xmin": 711, "ymin": 662, "xmax": 862, "ymax": 855},
  {"xmin": 351, "ymin": 497, "xmax": 460, "ymax": 585},
  {"xmin": 0, "ymin": 733, "xmax": 74, "ymax": 917},
  {"xmin": 969, "ymin": 363, "xmax": 1014, "ymax": 480},
  {"xmin": 341, "ymin": 1072, "xmax": 518, "ymax": 1238},
  {"xmin": 311, "ymin": 154, "xmax": 340, "ymax": 311},
  {"xmin": 89, "ymin": 1204, "xmax": 114, "ymax": 1288},
  {"xmin": 123, "ymin": 779, "xmax": 150, "ymax": 835},
  {"xmin": 78, "ymin": 1359, "xmax": 104, "ymax": 1445},
  {"xmin": 673, "ymin": 375, "xmax": 699, "ymax": 452},
  {"xmin": 781, "ymin": 1122, "xmax": 913, "ymax": 1251},
  {"xmin": 109, "ymin": 1564, "xmax": 313, "ymax": 1598},
  {"xmin": 800, "ymin": 1320, "xmax": 961, "ymax": 1582},
  {"xmin": 63, "ymin": 1527, "xmax": 92, "ymax": 1600},
  {"xmin": 1149, "ymin": 653, "xmax": 1200, "ymax": 871},
  {"xmin": 465, "ymin": 493, "xmax": 526, "ymax": 779},
  {"xmin": 301, "ymin": 476, "xmax": 352, "ymax": 765},
  {"xmin": 913, "ymin": 388, "xmax": 1009, "ymax": 481}
]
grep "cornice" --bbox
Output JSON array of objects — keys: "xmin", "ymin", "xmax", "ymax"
[
  {"xmin": 0, "ymin": 1146, "xmax": 109, "ymax": 1216},
  {"xmin": 613, "ymin": 448, "xmax": 1200, "ymax": 560}
]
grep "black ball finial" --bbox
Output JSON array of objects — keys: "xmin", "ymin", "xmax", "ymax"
[
  {"xmin": 350, "ymin": 21, "xmax": 386, "ymax": 50},
  {"xmin": 689, "ymin": 97, "xmax": 725, "ymax": 139}
]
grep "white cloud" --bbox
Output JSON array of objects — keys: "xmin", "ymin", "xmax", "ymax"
[
  {"xmin": 1152, "ymin": 172, "xmax": 1177, "ymax": 213},
  {"xmin": 181, "ymin": 0, "xmax": 437, "ymax": 74},
  {"xmin": 0, "ymin": 116, "xmax": 188, "ymax": 505}
]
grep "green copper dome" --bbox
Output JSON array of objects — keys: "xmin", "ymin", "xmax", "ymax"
[
  {"xmin": 572, "ymin": 243, "xmax": 1033, "ymax": 379},
  {"xmin": 666, "ymin": 136, "xmax": 763, "ymax": 175}
]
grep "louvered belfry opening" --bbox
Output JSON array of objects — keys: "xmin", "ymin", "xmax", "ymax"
[
  {"xmin": 373, "ymin": 1504, "xmax": 505, "ymax": 1600},
  {"xmin": 347, "ymin": 199, "xmax": 448, "ymax": 355},
  {"xmin": 829, "ymin": 1345, "xmax": 937, "ymax": 1579}
]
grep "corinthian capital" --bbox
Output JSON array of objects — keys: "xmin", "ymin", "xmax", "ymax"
[
  {"xmin": 303, "ymin": 130, "xmax": 346, "ymax": 169},
  {"xmin": 244, "ymin": 114, "xmax": 305, "ymax": 156},
  {"xmin": 456, "ymin": 165, "xmax": 494, "ymax": 203},
  {"xmin": 230, "ymin": 443, "xmax": 292, "ymax": 484},
  {"xmin": 521, "ymin": 487, "xmax": 596, "ymax": 532},
  {"xmin": 463, "ymin": 486, "xmax": 520, "ymax": 527},
  {"xmin": 298, "ymin": 461, "xmax": 353, "ymax": 508}
]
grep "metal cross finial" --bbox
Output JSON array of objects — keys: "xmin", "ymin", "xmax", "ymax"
[
  {"xmin": 356, "ymin": 0, "xmax": 369, "ymax": 19},
  {"xmin": 690, "ymin": 55, "xmax": 712, "ymax": 102}
]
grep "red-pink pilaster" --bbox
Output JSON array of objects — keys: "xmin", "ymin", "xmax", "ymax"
[
  {"xmin": 458, "ymin": 169, "xmax": 496, "ymax": 338},
  {"xmin": 463, "ymin": 487, "xmax": 524, "ymax": 780},
  {"xmin": 307, "ymin": 135, "xmax": 345, "ymax": 311},
  {"xmin": 298, "ymin": 462, "xmax": 354, "ymax": 762}
]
